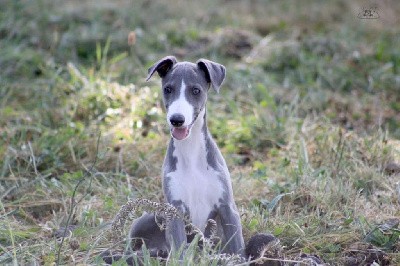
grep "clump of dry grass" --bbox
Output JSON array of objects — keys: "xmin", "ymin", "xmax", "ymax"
[
  {"xmin": 111, "ymin": 198, "xmax": 180, "ymax": 236},
  {"xmin": 111, "ymin": 199, "xmax": 214, "ymax": 240},
  {"xmin": 111, "ymin": 198, "xmax": 220, "ymax": 241}
]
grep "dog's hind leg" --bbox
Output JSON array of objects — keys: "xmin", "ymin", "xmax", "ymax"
[
  {"xmin": 129, "ymin": 213, "xmax": 168, "ymax": 251},
  {"xmin": 102, "ymin": 213, "xmax": 168, "ymax": 265}
]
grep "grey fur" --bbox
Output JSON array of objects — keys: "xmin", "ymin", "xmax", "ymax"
[
  {"xmin": 163, "ymin": 140, "xmax": 177, "ymax": 174},
  {"xmin": 196, "ymin": 58, "xmax": 226, "ymax": 93},
  {"xmin": 129, "ymin": 56, "xmax": 245, "ymax": 258},
  {"xmin": 146, "ymin": 56, "xmax": 177, "ymax": 80},
  {"xmin": 129, "ymin": 213, "xmax": 168, "ymax": 251}
]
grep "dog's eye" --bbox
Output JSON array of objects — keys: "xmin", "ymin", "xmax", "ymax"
[
  {"xmin": 192, "ymin": 88, "xmax": 200, "ymax": 95},
  {"xmin": 164, "ymin": 86, "xmax": 172, "ymax": 94}
]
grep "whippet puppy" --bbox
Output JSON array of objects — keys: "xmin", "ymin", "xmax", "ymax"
[{"xmin": 129, "ymin": 56, "xmax": 245, "ymax": 257}]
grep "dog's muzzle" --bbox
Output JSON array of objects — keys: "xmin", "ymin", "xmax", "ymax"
[
  {"xmin": 169, "ymin": 114, "xmax": 190, "ymax": 140},
  {"xmin": 169, "ymin": 108, "xmax": 203, "ymax": 141}
]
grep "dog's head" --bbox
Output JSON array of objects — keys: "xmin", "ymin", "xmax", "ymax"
[{"xmin": 146, "ymin": 56, "xmax": 226, "ymax": 141}]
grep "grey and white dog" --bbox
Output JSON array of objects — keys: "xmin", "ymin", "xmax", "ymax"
[{"xmin": 129, "ymin": 56, "xmax": 245, "ymax": 257}]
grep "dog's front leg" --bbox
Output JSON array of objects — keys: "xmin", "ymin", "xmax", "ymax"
[
  {"xmin": 165, "ymin": 201, "xmax": 187, "ymax": 257},
  {"xmin": 219, "ymin": 203, "xmax": 245, "ymax": 256}
]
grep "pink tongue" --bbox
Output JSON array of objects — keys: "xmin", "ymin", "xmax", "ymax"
[{"xmin": 172, "ymin": 127, "xmax": 188, "ymax": 140}]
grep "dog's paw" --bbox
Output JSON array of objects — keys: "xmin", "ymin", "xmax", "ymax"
[{"xmin": 100, "ymin": 250, "xmax": 124, "ymax": 265}]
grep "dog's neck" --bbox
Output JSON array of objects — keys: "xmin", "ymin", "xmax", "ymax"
[{"xmin": 171, "ymin": 108, "xmax": 209, "ymax": 168}]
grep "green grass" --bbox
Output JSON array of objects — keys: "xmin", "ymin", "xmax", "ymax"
[{"xmin": 1, "ymin": 0, "xmax": 400, "ymax": 265}]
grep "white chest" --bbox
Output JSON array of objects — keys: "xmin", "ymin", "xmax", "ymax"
[
  {"xmin": 166, "ymin": 135, "xmax": 224, "ymax": 231},
  {"xmin": 167, "ymin": 166, "xmax": 223, "ymax": 231}
]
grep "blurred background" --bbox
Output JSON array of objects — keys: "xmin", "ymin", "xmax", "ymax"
[{"xmin": 1, "ymin": 0, "xmax": 399, "ymax": 265}]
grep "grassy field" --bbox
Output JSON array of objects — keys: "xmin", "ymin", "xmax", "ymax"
[{"xmin": 1, "ymin": 0, "xmax": 400, "ymax": 265}]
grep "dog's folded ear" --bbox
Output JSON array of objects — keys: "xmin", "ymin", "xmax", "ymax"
[
  {"xmin": 196, "ymin": 59, "xmax": 226, "ymax": 93},
  {"xmin": 146, "ymin": 56, "xmax": 177, "ymax": 81}
]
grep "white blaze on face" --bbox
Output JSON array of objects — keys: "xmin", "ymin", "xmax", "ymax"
[{"xmin": 167, "ymin": 80, "xmax": 194, "ymax": 128}]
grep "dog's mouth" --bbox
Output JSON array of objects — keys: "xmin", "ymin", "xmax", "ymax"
[
  {"xmin": 169, "ymin": 109, "xmax": 203, "ymax": 141},
  {"xmin": 171, "ymin": 125, "xmax": 192, "ymax": 140}
]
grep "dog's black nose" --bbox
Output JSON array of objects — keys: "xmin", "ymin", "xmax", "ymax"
[{"xmin": 170, "ymin": 114, "xmax": 185, "ymax": 127}]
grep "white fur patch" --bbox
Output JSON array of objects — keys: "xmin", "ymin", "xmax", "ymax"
[
  {"xmin": 167, "ymin": 81, "xmax": 193, "ymax": 127},
  {"xmin": 166, "ymin": 110, "xmax": 224, "ymax": 231}
]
